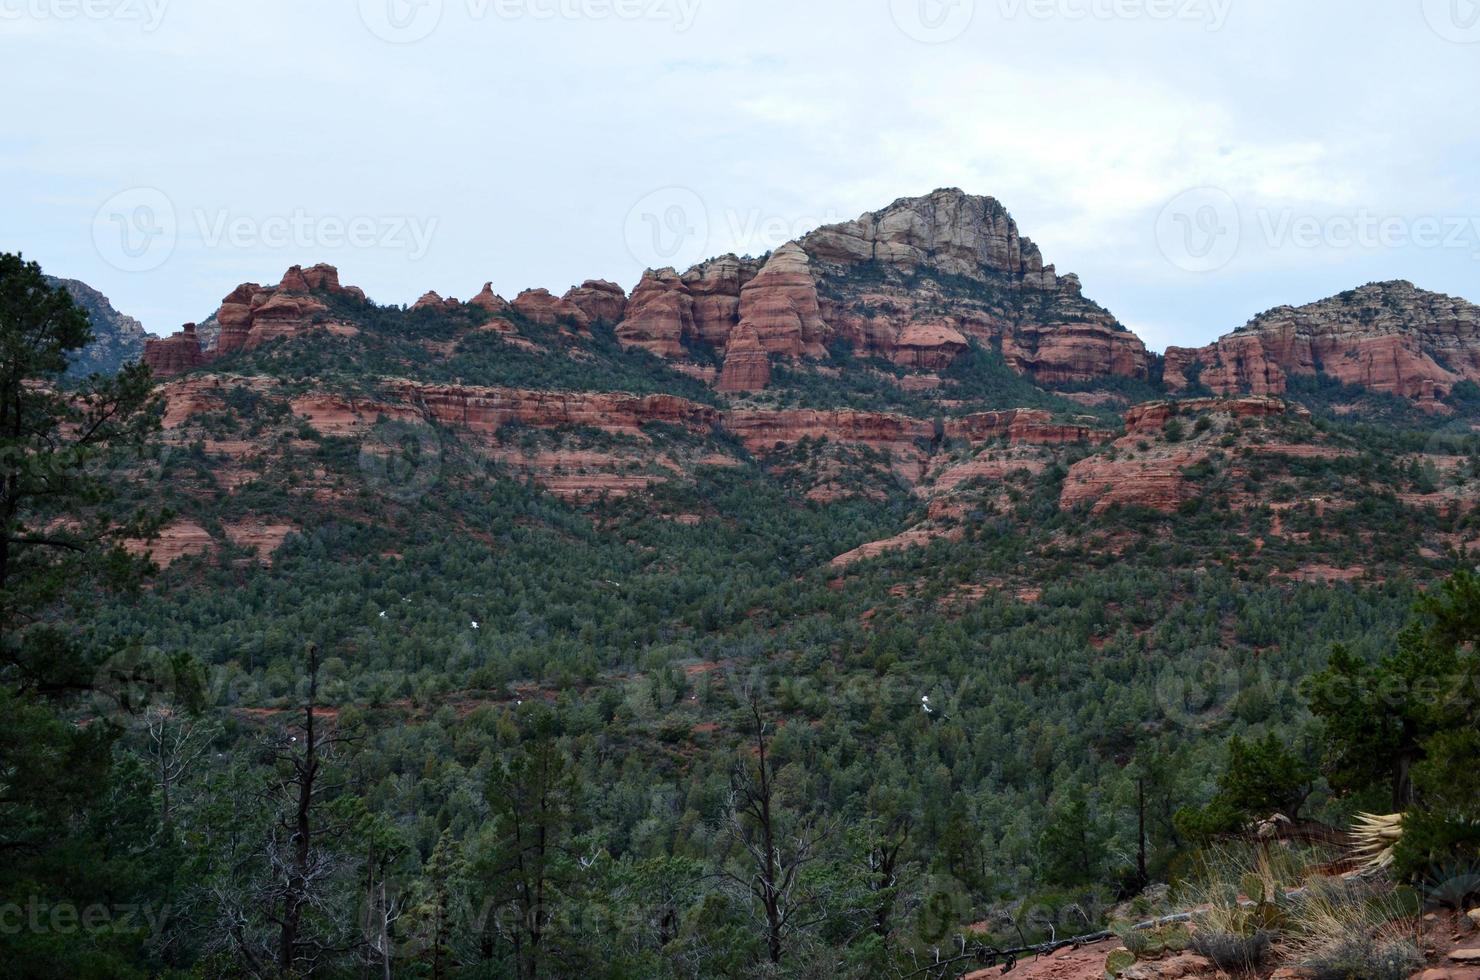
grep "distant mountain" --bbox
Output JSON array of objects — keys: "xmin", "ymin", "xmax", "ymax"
[
  {"xmin": 1165, "ymin": 281, "xmax": 1480, "ymax": 410},
  {"xmin": 46, "ymin": 276, "xmax": 149, "ymax": 377},
  {"xmin": 146, "ymin": 190, "xmax": 1154, "ymax": 408}
]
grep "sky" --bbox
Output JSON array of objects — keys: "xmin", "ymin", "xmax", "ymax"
[{"xmin": 2, "ymin": 0, "xmax": 1478, "ymax": 353}]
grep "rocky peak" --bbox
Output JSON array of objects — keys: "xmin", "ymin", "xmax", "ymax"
[
  {"xmin": 470, "ymin": 282, "xmax": 511, "ymax": 314},
  {"xmin": 1165, "ymin": 280, "xmax": 1480, "ymax": 406},
  {"xmin": 46, "ymin": 276, "xmax": 149, "ymax": 376},
  {"xmin": 601, "ymin": 190, "xmax": 1150, "ymax": 388},
  {"xmin": 562, "ymin": 280, "xmax": 628, "ymax": 326},
  {"xmin": 801, "ymin": 187, "xmax": 1052, "ymax": 285},
  {"xmin": 616, "ymin": 268, "xmax": 698, "ymax": 358}
]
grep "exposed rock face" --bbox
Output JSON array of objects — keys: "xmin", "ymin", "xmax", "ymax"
[
  {"xmin": 47, "ymin": 277, "xmax": 149, "ymax": 376},
  {"xmin": 561, "ymin": 280, "xmax": 627, "ymax": 326},
  {"xmin": 892, "ymin": 321, "xmax": 968, "ymax": 370},
  {"xmin": 126, "ymin": 519, "xmax": 213, "ymax": 568},
  {"xmin": 799, "ymin": 189, "xmax": 1151, "ymax": 383},
  {"xmin": 1123, "ymin": 396, "xmax": 1297, "ymax": 434},
  {"xmin": 736, "ymin": 244, "xmax": 829, "ymax": 358},
  {"xmin": 142, "ymin": 323, "xmax": 208, "ymax": 378},
  {"xmin": 722, "ymin": 408, "xmax": 935, "ymax": 457},
  {"xmin": 470, "ymin": 283, "xmax": 511, "ymax": 315},
  {"xmin": 512, "ymin": 288, "xmax": 592, "ymax": 329},
  {"xmin": 213, "ymin": 264, "xmax": 364, "ymax": 355},
  {"xmin": 606, "ymin": 189, "xmax": 1151, "ymax": 389},
  {"xmin": 617, "ymin": 269, "xmax": 697, "ymax": 357},
  {"xmin": 292, "ymin": 384, "xmax": 722, "ymax": 442},
  {"xmin": 803, "ymin": 187, "xmax": 1052, "ymax": 282},
  {"xmin": 716, "ymin": 323, "xmax": 771, "ymax": 393},
  {"xmin": 943, "ymin": 409, "xmax": 1115, "ymax": 445},
  {"xmin": 683, "ymin": 255, "xmax": 760, "ymax": 346},
  {"xmin": 412, "ymin": 291, "xmax": 459, "ymax": 312},
  {"xmin": 1165, "ymin": 281, "xmax": 1480, "ymax": 406}
]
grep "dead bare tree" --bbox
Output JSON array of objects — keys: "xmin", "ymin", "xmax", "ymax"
[
  {"xmin": 143, "ymin": 703, "xmax": 216, "ymax": 825},
  {"xmin": 718, "ymin": 692, "xmax": 833, "ymax": 967},
  {"xmin": 261, "ymin": 642, "xmax": 359, "ymax": 978},
  {"xmin": 862, "ymin": 813, "xmax": 912, "ymax": 941}
]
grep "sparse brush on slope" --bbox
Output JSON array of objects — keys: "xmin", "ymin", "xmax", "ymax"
[{"xmin": 1285, "ymin": 877, "xmax": 1423, "ymax": 980}]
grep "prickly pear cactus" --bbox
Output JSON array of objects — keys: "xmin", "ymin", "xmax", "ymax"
[{"xmin": 1104, "ymin": 947, "xmax": 1136, "ymax": 978}]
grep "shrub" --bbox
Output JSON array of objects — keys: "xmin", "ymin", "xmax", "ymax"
[
  {"xmin": 1287, "ymin": 877, "xmax": 1423, "ymax": 980},
  {"xmin": 1190, "ymin": 928, "xmax": 1274, "ymax": 972},
  {"xmin": 1301, "ymin": 936, "xmax": 1422, "ymax": 980}
]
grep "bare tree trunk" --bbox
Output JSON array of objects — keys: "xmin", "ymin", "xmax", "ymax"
[
  {"xmin": 1136, "ymin": 777, "xmax": 1148, "ymax": 890},
  {"xmin": 279, "ymin": 644, "xmax": 321, "ymax": 978}
]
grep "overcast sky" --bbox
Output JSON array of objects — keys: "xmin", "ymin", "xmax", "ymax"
[{"xmin": 3, "ymin": 0, "xmax": 1478, "ymax": 352}]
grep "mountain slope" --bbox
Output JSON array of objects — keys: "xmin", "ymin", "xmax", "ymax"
[{"xmin": 46, "ymin": 275, "xmax": 148, "ymax": 376}]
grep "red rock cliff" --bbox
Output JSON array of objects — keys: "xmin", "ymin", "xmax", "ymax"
[
  {"xmin": 143, "ymin": 323, "xmax": 208, "ymax": 378},
  {"xmin": 1165, "ymin": 281, "xmax": 1480, "ymax": 406},
  {"xmin": 213, "ymin": 263, "xmax": 366, "ymax": 354}
]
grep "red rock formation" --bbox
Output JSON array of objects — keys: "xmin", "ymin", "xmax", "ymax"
[
  {"xmin": 683, "ymin": 255, "xmax": 761, "ymax": 346},
  {"xmin": 1123, "ymin": 396, "xmax": 1300, "ymax": 434},
  {"xmin": 126, "ymin": 519, "xmax": 213, "ymax": 567},
  {"xmin": 892, "ymin": 321, "xmax": 968, "ymax": 370},
  {"xmin": 736, "ymin": 244, "xmax": 829, "ymax": 358},
  {"xmin": 290, "ymin": 383, "xmax": 722, "ymax": 442},
  {"xmin": 213, "ymin": 282, "xmax": 260, "ymax": 354},
  {"xmin": 412, "ymin": 291, "xmax": 459, "ymax": 312},
  {"xmin": 723, "ymin": 408, "xmax": 935, "ymax": 455},
  {"xmin": 1004, "ymin": 320, "xmax": 1152, "ymax": 384},
  {"xmin": 590, "ymin": 189, "xmax": 1152, "ymax": 389},
  {"xmin": 616, "ymin": 269, "xmax": 697, "ymax": 357},
  {"xmin": 944, "ymin": 409, "xmax": 1115, "ymax": 445},
  {"xmin": 1165, "ymin": 281, "xmax": 1480, "ymax": 406},
  {"xmin": 512, "ymin": 288, "xmax": 592, "ymax": 329},
  {"xmin": 470, "ymin": 282, "xmax": 511, "ymax": 314},
  {"xmin": 223, "ymin": 519, "xmax": 299, "ymax": 563},
  {"xmin": 799, "ymin": 189, "xmax": 1152, "ymax": 383},
  {"xmin": 156, "ymin": 376, "xmax": 279, "ymax": 428},
  {"xmin": 717, "ymin": 323, "xmax": 771, "ymax": 393},
  {"xmin": 143, "ymin": 323, "xmax": 208, "ymax": 378},
  {"xmin": 561, "ymin": 280, "xmax": 627, "ymax": 325},
  {"xmin": 830, "ymin": 526, "xmax": 963, "ymax": 568},
  {"xmin": 213, "ymin": 264, "xmax": 363, "ymax": 354},
  {"xmin": 804, "ymin": 187, "xmax": 1051, "ymax": 281}
]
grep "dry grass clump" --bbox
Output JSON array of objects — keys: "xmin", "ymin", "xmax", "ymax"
[{"xmin": 1284, "ymin": 876, "xmax": 1422, "ymax": 980}]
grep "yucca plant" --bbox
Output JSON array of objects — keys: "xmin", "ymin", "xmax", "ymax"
[{"xmin": 1351, "ymin": 813, "xmax": 1405, "ymax": 873}]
